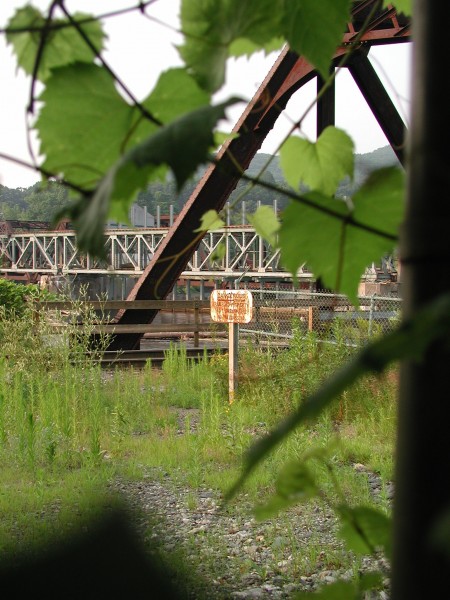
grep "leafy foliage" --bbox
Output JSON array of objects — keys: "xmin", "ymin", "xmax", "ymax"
[
  {"xmin": 280, "ymin": 0, "xmax": 352, "ymax": 79},
  {"xmin": 0, "ymin": 278, "xmax": 56, "ymax": 318},
  {"xmin": 337, "ymin": 504, "xmax": 391, "ymax": 557},
  {"xmin": 280, "ymin": 127, "xmax": 354, "ymax": 196},
  {"xmin": 247, "ymin": 205, "xmax": 280, "ymax": 247},
  {"xmin": 178, "ymin": 0, "xmax": 352, "ymax": 91},
  {"xmin": 385, "ymin": 0, "xmax": 411, "ymax": 15},
  {"xmin": 178, "ymin": 0, "xmax": 283, "ymax": 92},
  {"xmin": 56, "ymin": 98, "xmax": 241, "ymax": 256},
  {"xmin": 194, "ymin": 209, "xmax": 225, "ymax": 233},
  {"xmin": 278, "ymin": 167, "xmax": 404, "ymax": 302},
  {"xmin": 6, "ymin": 6, "xmax": 105, "ymax": 81},
  {"xmin": 1, "ymin": 2, "xmax": 424, "ymax": 596},
  {"xmin": 37, "ymin": 63, "xmax": 137, "ymax": 188}
]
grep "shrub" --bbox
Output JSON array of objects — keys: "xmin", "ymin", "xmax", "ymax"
[{"xmin": 0, "ymin": 278, "xmax": 57, "ymax": 318}]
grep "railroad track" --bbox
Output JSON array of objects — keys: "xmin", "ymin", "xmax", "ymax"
[{"xmin": 94, "ymin": 345, "xmax": 227, "ymax": 369}]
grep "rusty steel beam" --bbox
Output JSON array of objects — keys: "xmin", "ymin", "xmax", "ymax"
[
  {"xmin": 317, "ymin": 70, "xmax": 336, "ymax": 137},
  {"xmin": 347, "ymin": 48, "xmax": 407, "ymax": 164},
  {"xmin": 107, "ymin": 1, "xmax": 411, "ymax": 351}
]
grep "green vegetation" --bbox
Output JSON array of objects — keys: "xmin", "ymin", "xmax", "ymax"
[
  {"xmin": 0, "ymin": 147, "xmax": 399, "ymax": 225},
  {"xmin": 0, "ymin": 278, "xmax": 57, "ymax": 318},
  {"xmin": 0, "ymin": 180, "xmax": 69, "ymax": 222},
  {"xmin": 4, "ymin": 0, "xmax": 443, "ymax": 596},
  {"xmin": 0, "ymin": 308, "xmax": 397, "ymax": 595}
]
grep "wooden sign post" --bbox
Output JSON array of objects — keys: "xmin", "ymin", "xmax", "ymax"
[{"xmin": 210, "ymin": 289, "xmax": 253, "ymax": 404}]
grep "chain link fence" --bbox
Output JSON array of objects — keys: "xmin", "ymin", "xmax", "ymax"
[{"xmin": 239, "ymin": 291, "xmax": 402, "ymax": 347}]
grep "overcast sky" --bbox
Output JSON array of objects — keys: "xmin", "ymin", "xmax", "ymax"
[{"xmin": 0, "ymin": 0, "xmax": 412, "ymax": 189}]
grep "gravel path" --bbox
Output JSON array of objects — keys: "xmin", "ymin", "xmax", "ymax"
[{"xmin": 111, "ymin": 469, "xmax": 392, "ymax": 599}]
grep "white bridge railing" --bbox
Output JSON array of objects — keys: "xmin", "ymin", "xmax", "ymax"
[{"xmin": 0, "ymin": 225, "xmax": 312, "ymax": 281}]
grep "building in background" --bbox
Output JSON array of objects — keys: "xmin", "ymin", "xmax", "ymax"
[{"xmin": 107, "ymin": 204, "xmax": 155, "ymax": 228}]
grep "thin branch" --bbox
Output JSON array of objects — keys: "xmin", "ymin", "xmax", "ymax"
[
  {"xmin": 209, "ymin": 155, "xmax": 398, "ymax": 243},
  {"xmin": 0, "ymin": 1, "xmax": 159, "ymax": 35},
  {"xmin": 273, "ymin": 0, "xmax": 384, "ymax": 156},
  {"xmin": 57, "ymin": 1, "xmax": 163, "ymax": 127},
  {"xmin": 222, "ymin": 1, "xmax": 385, "ymax": 223},
  {"xmin": 27, "ymin": 0, "xmax": 59, "ymax": 115},
  {"xmin": 0, "ymin": 152, "xmax": 91, "ymax": 196}
]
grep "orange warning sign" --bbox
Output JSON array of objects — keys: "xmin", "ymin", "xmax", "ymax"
[{"xmin": 210, "ymin": 290, "xmax": 253, "ymax": 324}]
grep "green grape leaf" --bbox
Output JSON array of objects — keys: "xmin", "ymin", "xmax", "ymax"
[
  {"xmin": 247, "ymin": 205, "xmax": 280, "ymax": 247},
  {"xmin": 278, "ymin": 192, "xmax": 350, "ymax": 292},
  {"xmin": 179, "ymin": 0, "xmax": 353, "ymax": 90},
  {"xmin": 351, "ymin": 166, "xmax": 404, "ymax": 240},
  {"xmin": 137, "ymin": 68, "xmax": 211, "ymax": 143},
  {"xmin": 108, "ymin": 161, "xmax": 150, "ymax": 225},
  {"xmin": 124, "ymin": 98, "xmax": 242, "ymax": 189},
  {"xmin": 210, "ymin": 242, "xmax": 226, "ymax": 263},
  {"xmin": 281, "ymin": 0, "xmax": 352, "ymax": 81},
  {"xmin": 278, "ymin": 167, "xmax": 404, "ymax": 303},
  {"xmin": 280, "ymin": 127, "xmax": 354, "ymax": 196},
  {"xmin": 383, "ymin": 0, "xmax": 411, "ymax": 15},
  {"xmin": 65, "ymin": 99, "xmax": 240, "ymax": 256},
  {"xmin": 358, "ymin": 572, "xmax": 384, "ymax": 593},
  {"xmin": 254, "ymin": 448, "xmax": 331, "ymax": 520},
  {"xmin": 54, "ymin": 189, "xmax": 110, "ymax": 259},
  {"xmin": 37, "ymin": 63, "xmax": 212, "ymax": 189},
  {"xmin": 194, "ymin": 210, "xmax": 225, "ymax": 233},
  {"xmin": 229, "ymin": 36, "xmax": 284, "ymax": 58},
  {"xmin": 36, "ymin": 63, "xmax": 136, "ymax": 188},
  {"xmin": 337, "ymin": 505, "xmax": 392, "ymax": 558},
  {"xmin": 295, "ymin": 581, "xmax": 358, "ymax": 600},
  {"xmin": 178, "ymin": 0, "xmax": 282, "ymax": 92},
  {"xmin": 97, "ymin": 68, "xmax": 213, "ymax": 223},
  {"xmin": 7, "ymin": 7, "xmax": 105, "ymax": 81},
  {"xmin": 255, "ymin": 461, "xmax": 317, "ymax": 520}
]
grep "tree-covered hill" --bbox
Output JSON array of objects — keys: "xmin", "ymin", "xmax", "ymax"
[{"xmin": 0, "ymin": 145, "xmax": 399, "ymax": 224}]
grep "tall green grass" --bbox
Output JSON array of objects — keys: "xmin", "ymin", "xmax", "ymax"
[{"xmin": 0, "ymin": 306, "xmax": 398, "ymax": 565}]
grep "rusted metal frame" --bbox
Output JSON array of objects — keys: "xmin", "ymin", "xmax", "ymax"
[
  {"xmin": 351, "ymin": 0, "xmax": 379, "ymax": 19},
  {"xmin": 346, "ymin": 48, "xmax": 407, "ymax": 164},
  {"xmin": 317, "ymin": 70, "xmax": 336, "ymax": 137},
  {"xmin": 349, "ymin": 7, "xmax": 398, "ymax": 41},
  {"xmin": 347, "ymin": 0, "xmax": 411, "ymax": 41},
  {"xmin": 344, "ymin": 28, "xmax": 411, "ymax": 44},
  {"xmin": 109, "ymin": 11, "xmax": 410, "ymax": 351},
  {"xmin": 40, "ymin": 299, "xmax": 210, "ymax": 311},
  {"xmin": 315, "ymin": 69, "xmax": 336, "ymax": 293},
  {"xmin": 350, "ymin": 0, "xmax": 400, "ymax": 32},
  {"xmin": 107, "ymin": 49, "xmax": 310, "ymax": 350}
]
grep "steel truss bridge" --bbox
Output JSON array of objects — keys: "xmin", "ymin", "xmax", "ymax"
[
  {"xmin": 0, "ymin": 225, "xmax": 312, "ymax": 282},
  {"xmin": 1, "ymin": 1, "xmax": 409, "ymax": 350}
]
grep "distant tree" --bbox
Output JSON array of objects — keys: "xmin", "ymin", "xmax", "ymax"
[{"xmin": 24, "ymin": 180, "xmax": 69, "ymax": 221}]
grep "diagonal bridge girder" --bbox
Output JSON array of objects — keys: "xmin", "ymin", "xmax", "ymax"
[{"xmin": 107, "ymin": 0, "xmax": 411, "ymax": 350}]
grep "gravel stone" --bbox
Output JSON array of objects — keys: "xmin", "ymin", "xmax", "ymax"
[{"xmin": 110, "ymin": 470, "xmax": 392, "ymax": 599}]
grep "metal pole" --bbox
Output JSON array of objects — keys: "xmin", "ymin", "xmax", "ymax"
[
  {"xmin": 392, "ymin": 3, "xmax": 450, "ymax": 598},
  {"xmin": 368, "ymin": 294, "xmax": 375, "ymax": 337},
  {"xmin": 228, "ymin": 322, "xmax": 238, "ymax": 404},
  {"xmin": 227, "ymin": 271, "xmax": 249, "ymax": 404}
]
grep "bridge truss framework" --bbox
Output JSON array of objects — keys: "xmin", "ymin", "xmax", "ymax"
[{"xmin": 0, "ymin": 225, "xmax": 313, "ymax": 283}]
